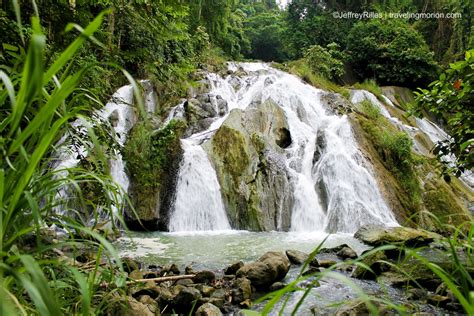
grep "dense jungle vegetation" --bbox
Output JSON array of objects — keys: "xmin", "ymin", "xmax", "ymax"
[{"xmin": 0, "ymin": 0, "xmax": 473, "ymax": 314}]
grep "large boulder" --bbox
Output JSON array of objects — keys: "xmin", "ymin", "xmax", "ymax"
[
  {"xmin": 354, "ymin": 225, "xmax": 441, "ymax": 247},
  {"xmin": 236, "ymin": 251, "xmax": 290, "ymax": 288},
  {"xmin": 203, "ymin": 99, "xmax": 294, "ymax": 231}
]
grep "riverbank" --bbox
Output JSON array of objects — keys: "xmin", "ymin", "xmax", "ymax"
[{"xmin": 104, "ymin": 225, "xmax": 469, "ymax": 315}]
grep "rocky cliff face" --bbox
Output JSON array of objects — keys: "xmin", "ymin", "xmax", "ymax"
[{"xmin": 202, "ymin": 99, "xmax": 294, "ymax": 231}]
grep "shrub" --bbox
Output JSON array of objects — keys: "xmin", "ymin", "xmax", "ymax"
[
  {"xmin": 304, "ymin": 43, "xmax": 345, "ymax": 80},
  {"xmin": 414, "ymin": 49, "xmax": 474, "ymax": 178}
]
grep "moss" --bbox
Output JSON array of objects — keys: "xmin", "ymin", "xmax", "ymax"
[
  {"xmin": 357, "ymin": 104, "xmax": 422, "ymax": 214},
  {"xmin": 123, "ymin": 119, "xmax": 185, "ymax": 225},
  {"xmin": 212, "ymin": 125, "xmax": 250, "ymax": 183}
]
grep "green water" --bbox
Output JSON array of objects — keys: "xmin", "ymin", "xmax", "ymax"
[{"xmin": 116, "ymin": 230, "xmax": 368, "ymax": 270}]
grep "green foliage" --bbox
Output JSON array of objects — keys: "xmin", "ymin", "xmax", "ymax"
[
  {"xmin": 286, "ymin": 59, "xmax": 350, "ymax": 99},
  {"xmin": 284, "ymin": 0, "xmax": 354, "ymax": 59},
  {"xmin": 304, "ymin": 43, "xmax": 345, "ymax": 80},
  {"xmin": 353, "ymin": 80, "xmax": 383, "ymax": 100},
  {"xmin": 414, "ymin": 49, "xmax": 474, "ymax": 177},
  {"xmin": 347, "ymin": 19, "xmax": 438, "ymax": 87},
  {"xmin": 243, "ymin": 9, "xmax": 287, "ymax": 61},
  {"xmin": 358, "ymin": 101, "xmax": 421, "ymax": 207},
  {"xmin": 124, "ymin": 119, "xmax": 185, "ymax": 189},
  {"xmin": 0, "ymin": 9, "xmax": 127, "ymax": 313}
]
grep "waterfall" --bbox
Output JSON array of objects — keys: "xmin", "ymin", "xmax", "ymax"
[
  {"xmin": 53, "ymin": 85, "xmax": 136, "ymax": 216},
  {"xmin": 351, "ymin": 90, "xmax": 474, "ymax": 189},
  {"xmin": 168, "ymin": 62, "xmax": 398, "ymax": 233},
  {"xmin": 169, "ymin": 139, "xmax": 231, "ymax": 231}
]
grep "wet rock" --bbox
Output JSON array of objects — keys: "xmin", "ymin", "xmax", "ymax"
[
  {"xmin": 176, "ymin": 278, "xmax": 194, "ymax": 286},
  {"xmin": 269, "ymin": 282, "xmax": 286, "ymax": 291},
  {"xmin": 406, "ymin": 288, "xmax": 427, "ymax": 300},
  {"xmin": 210, "ymin": 288, "xmax": 228, "ymax": 308},
  {"xmin": 194, "ymin": 270, "xmax": 216, "ymax": 284},
  {"xmin": 138, "ymin": 295, "xmax": 159, "ymax": 314},
  {"xmin": 185, "ymin": 265, "xmax": 195, "ymax": 274},
  {"xmin": 309, "ymin": 257, "xmax": 320, "ymax": 268},
  {"xmin": 336, "ymin": 246, "xmax": 358, "ymax": 260},
  {"xmin": 225, "ymin": 261, "xmax": 244, "ymax": 275},
  {"xmin": 351, "ymin": 251, "xmax": 388, "ymax": 279},
  {"xmin": 285, "ymin": 249, "xmax": 309, "ymax": 265},
  {"xmin": 317, "ymin": 259, "xmax": 336, "ymax": 268},
  {"xmin": 320, "ymin": 92, "xmax": 352, "ymax": 115},
  {"xmin": 174, "ymin": 287, "xmax": 202, "ymax": 308},
  {"xmin": 196, "ymin": 303, "xmax": 223, "ymax": 316},
  {"xmin": 204, "ymin": 99, "xmax": 294, "ymax": 231},
  {"xmin": 129, "ymin": 281, "xmax": 161, "ymax": 299},
  {"xmin": 232, "ymin": 277, "xmax": 252, "ymax": 304},
  {"xmin": 109, "ymin": 109, "xmax": 119, "ymax": 127},
  {"xmin": 335, "ymin": 300, "xmax": 389, "ymax": 316},
  {"xmin": 107, "ymin": 295, "xmax": 154, "ymax": 316},
  {"xmin": 319, "ymin": 244, "xmax": 351, "ymax": 254},
  {"xmin": 216, "ymin": 96, "xmax": 228, "ymax": 116},
  {"xmin": 427, "ymin": 294, "xmax": 450, "ymax": 308},
  {"xmin": 236, "ymin": 251, "xmax": 290, "ymax": 288},
  {"xmin": 197, "ymin": 284, "xmax": 215, "ymax": 297},
  {"xmin": 161, "ymin": 263, "xmax": 180, "ymax": 276},
  {"xmin": 129, "ymin": 270, "xmax": 144, "ymax": 280},
  {"xmin": 197, "ymin": 93, "xmax": 211, "ymax": 104},
  {"xmin": 354, "ymin": 225, "xmax": 441, "ymax": 247},
  {"xmin": 302, "ymin": 267, "xmax": 320, "ymax": 276},
  {"xmin": 155, "ymin": 286, "xmax": 174, "ymax": 305},
  {"xmin": 122, "ymin": 257, "xmax": 140, "ymax": 273}
]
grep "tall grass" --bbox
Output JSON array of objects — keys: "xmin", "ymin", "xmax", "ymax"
[
  {"xmin": 353, "ymin": 79, "xmax": 383, "ymax": 100},
  {"xmin": 285, "ymin": 59, "xmax": 350, "ymax": 99},
  {"xmin": 0, "ymin": 4, "xmax": 141, "ymax": 313}
]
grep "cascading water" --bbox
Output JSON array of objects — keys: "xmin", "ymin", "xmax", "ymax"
[
  {"xmin": 351, "ymin": 89, "xmax": 474, "ymax": 189},
  {"xmin": 168, "ymin": 63, "xmax": 398, "ymax": 233},
  {"xmin": 169, "ymin": 139, "xmax": 231, "ymax": 231},
  {"xmin": 53, "ymin": 85, "xmax": 137, "ymax": 216}
]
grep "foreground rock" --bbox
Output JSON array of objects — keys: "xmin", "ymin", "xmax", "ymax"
[
  {"xmin": 236, "ymin": 251, "xmax": 290, "ymax": 288},
  {"xmin": 354, "ymin": 225, "xmax": 441, "ymax": 247}
]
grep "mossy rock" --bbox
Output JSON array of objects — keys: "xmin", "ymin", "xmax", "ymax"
[{"xmin": 354, "ymin": 225, "xmax": 441, "ymax": 247}]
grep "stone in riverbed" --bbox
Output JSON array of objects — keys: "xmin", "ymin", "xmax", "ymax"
[
  {"xmin": 335, "ymin": 299, "xmax": 390, "ymax": 316},
  {"xmin": 351, "ymin": 251, "xmax": 388, "ymax": 279},
  {"xmin": 194, "ymin": 270, "xmax": 216, "ymax": 284},
  {"xmin": 317, "ymin": 259, "xmax": 336, "ymax": 268},
  {"xmin": 336, "ymin": 246, "xmax": 358, "ymax": 260},
  {"xmin": 285, "ymin": 249, "xmax": 309, "ymax": 265},
  {"xmin": 269, "ymin": 282, "xmax": 286, "ymax": 291},
  {"xmin": 196, "ymin": 303, "xmax": 223, "ymax": 316},
  {"xmin": 107, "ymin": 295, "xmax": 155, "ymax": 316},
  {"xmin": 224, "ymin": 261, "xmax": 244, "ymax": 275},
  {"xmin": 174, "ymin": 287, "xmax": 202, "ymax": 309},
  {"xmin": 236, "ymin": 251, "xmax": 290, "ymax": 288},
  {"xmin": 122, "ymin": 257, "xmax": 140, "ymax": 273},
  {"xmin": 232, "ymin": 277, "xmax": 252, "ymax": 304},
  {"xmin": 354, "ymin": 225, "xmax": 441, "ymax": 247}
]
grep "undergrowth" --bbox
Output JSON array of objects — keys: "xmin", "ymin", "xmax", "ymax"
[
  {"xmin": 285, "ymin": 59, "xmax": 350, "ymax": 99},
  {"xmin": 0, "ymin": 6, "xmax": 140, "ymax": 314}
]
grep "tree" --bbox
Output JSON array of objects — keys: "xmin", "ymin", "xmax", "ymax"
[
  {"xmin": 346, "ymin": 19, "xmax": 438, "ymax": 87},
  {"xmin": 243, "ymin": 10, "xmax": 287, "ymax": 61},
  {"xmin": 414, "ymin": 49, "xmax": 474, "ymax": 177}
]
